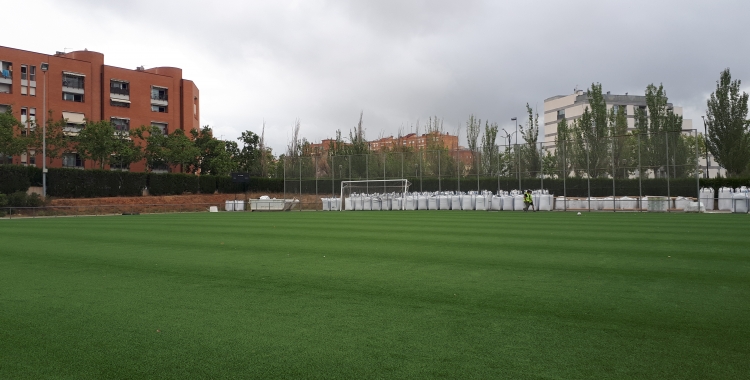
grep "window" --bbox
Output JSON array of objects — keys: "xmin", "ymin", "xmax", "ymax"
[
  {"xmin": 0, "ymin": 61, "xmax": 11, "ymax": 79},
  {"xmin": 29, "ymin": 108, "xmax": 36, "ymax": 123},
  {"xmin": 110, "ymin": 117, "xmax": 130, "ymax": 132},
  {"xmin": 110, "ymin": 159, "xmax": 130, "ymax": 171},
  {"xmin": 62, "ymin": 73, "xmax": 85, "ymax": 89},
  {"xmin": 151, "ymin": 86, "xmax": 168, "ymax": 101},
  {"xmin": 151, "ymin": 105, "xmax": 167, "ymax": 113},
  {"xmin": 62, "ymin": 153, "xmax": 83, "ymax": 168},
  {"xmin": 29, "ymin": 151, "xmax": 35, "ymax": 165},
  {"xmin": 21, "ymin": 65, "xmax": 27, "ymax": 80},
  {"xmin": 557, "ymin": 109, "xmax": 565, "ymax": 120},
  {"xmin": 110, "ymin": 80, "xmax": 129, "ymax": 95},
  {"xmin": 63, "ymin": 92, "xmax": 84, "ymax": 102},
  {"xmin": 110, "ymin": 100, "xmax": 130, "ymax": 108},
  {"xmin": 29, "ymin": 66, "xmax": 36, "ymax": 81},
  {"xmin": 20, "ymin": 108, "xmax": 27, "ymax": 124},
  {"xmin": 151, "ymin": 122, "xmax": 167, "ymax": 134},
  {"xmin": 0, "ymin": 104, "xmax": 9, "ymax": 113}
]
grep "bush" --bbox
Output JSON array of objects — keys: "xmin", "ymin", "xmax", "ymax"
[
  {"xmin": 0, "ymin": 193, "xmax": 7, "ymax": 207},
  {"xmin": 0, "ymin": 165, "xmax": 32, "ymax": 194},
  {"xmin": 199, "ymin": 175, "xmax": 217, "ymax": 194},
  {"xmin": 148, "ymin": 173, "xmax": 200, "ymax": 196},
  {"xmin": 47, "ymin": 169, "xmax": 147, "ymax": 198}
]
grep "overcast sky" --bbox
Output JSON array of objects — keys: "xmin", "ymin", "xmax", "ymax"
[{"xmin": 6, "ymin": 0, "xmax": 750, "ymax": 153}]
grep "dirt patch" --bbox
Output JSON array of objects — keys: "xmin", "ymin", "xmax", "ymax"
[{"xmin": 49, "ymin": 192, "xmax": 325, "ymax": 207}]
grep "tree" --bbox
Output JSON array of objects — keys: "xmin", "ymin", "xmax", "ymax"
[
  {"xmin": 132, "ymin": 126, "xmax": 169, "ymax": 171},
  {"xmin": 519, "ymin": 104, "xmax": 541, "ymax": 177},
  {"xmin": 165, "ymin": 129, "xmax": 200, "ymax": 173},
  {"xmin": 552, "ymin": 117, "xmax": 574, "ymax": 177},
  {"xmin": 191, "ymin": 126, "xmax": 236, "ymax": 176},
  {"xmin": 609, "ymin": 105, "xmax": 630, "ymax": 178},
  {"xmin": 0, "ymin": 107, "xmax": 28, "ymax": 164},
  {"xmin": 111, "ymin": 133, "xmax": 144, "ymax": 171},
  {"xmin": 706, "ymin": 68, "xmax": 750, "ymax": 177},
  {"xmin": 480, "ymin": 120, "xmax": 499, "ymax": 175},
  {"xmin": 28, "ymin": 112, "xmax": 69, "ymax": 167},
  {"xmin": 466, "ymin": 115, "xmax": 481, "ymax": 174},
  {"xmin": 234, "ymin": 130, "xmax": 261, "ymax": 174},
  {"xmin": 76, "ymin": 120, "xmax": 118, "ymax": 169}
]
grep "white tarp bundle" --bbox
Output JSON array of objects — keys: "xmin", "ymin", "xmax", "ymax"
[
  {"xmin": 718, "ymin": 187, "xmax": 733, "ymax": 211},
  {"xmin": 700, "ymin": 188, "xmax": 715, "ymax": 211}
]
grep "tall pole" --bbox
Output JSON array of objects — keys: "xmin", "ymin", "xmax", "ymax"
[
  {"xmin": 701, "ymin": 116, "xmax": 710, "ymax": 178},
  {"xmin": 612, "ymin": 132, "xmax": 616, "ymax": 212},
  {"xmin": 694, "ymin": 129, "xmax": 700, "ymax": 202},
  {"xmin": 638, "ymin": 133, "xmax": 642, "ymax": 211},
  {"xmin": 41, "ymin": 66, "xmax": 48, "ymax": 198},
  {"xmin": 666, "ymin": 132, "xmax": 671, "ymax": 210}
]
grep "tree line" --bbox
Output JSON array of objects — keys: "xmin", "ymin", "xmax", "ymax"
[{"xmin": 0, "ymin": 113, "xmax": 275, "ymax": 177}]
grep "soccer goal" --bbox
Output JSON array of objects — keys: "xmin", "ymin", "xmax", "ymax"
[{"xmin": 340, "ymin": 179, "xmax": 411, "ymax": 211}]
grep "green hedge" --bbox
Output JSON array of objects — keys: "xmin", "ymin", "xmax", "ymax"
[
  {"xmin": 0, "ymin": 165, "xmax": 32, "ymax": 194},
  {"xmin": 47, "ymin": 168, "xmax": 147, "ymax": 198},
  {"xmin": 148, "ymin": 173, "xmax": 200, "ymax": 196},
  {"xmin": 199, "ymin": 175, "xmax": 217, "ymax": 194}
]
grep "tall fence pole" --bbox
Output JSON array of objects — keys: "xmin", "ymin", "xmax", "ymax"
[
  {"xmin": 331, "ymin": 154, "xmax": 334, "ymax": 198},
  {"xmin": 563, "ymin": 139, "xmax": 567, "ymax": 211},
  {"xmin": 586, "ymin": 141, "xmax": 591, "ymax": 212},
  {"xmin": 666, "ymin": 132, "xmax": 671, "ymax": 211},
  {"xmin": 283, "ymin": 156, "xmax": 286, "ymax": 201},
  {"xmin": 457, "ymin": 149, "xmax": 461, "ymax": 192},
  {"xmin": 497, "ymin": 145, "xmax": 500, "ymax": 193},
  {"xmin": 366, "ymin": 154, "xmax": 369, "ymax": 194},
  {"xmin": 638, "ymin": 133, "xmax": 642, "ymax": 211},
  {"xmin": 539, "ymin": 142, "xmax": 544, "ymax": 192},
  {"xmin": 516, "ymin": 144, "xmax": 521, "ymax": 191},
  {"xmin": 438, "ymin": 150, "xmax": 442, "ymax": 192},
  {"xmin": 612, "ymin": 133, "xmax": 616, "ymax": 212},
  {"xmin": 420, "ymin": 151, "xmax": 423, "ymax": 192},
  {"xmin": 695, "ymin": 130, "xmax": 700, "ymax": 200},
  {"xmin": 383, "ymin": 152, "xmax": 387, "ymax": 193},
  {"xmin": 315, "ymin": 156, "xmax": 318, "ymax": 205},
  {"xmin": 476, "ymin": 151, "xmax": 480, "ymax": 191},
  {"xmin": 299, "ymin": 157, "xmax": 302, "ymax": 211}
]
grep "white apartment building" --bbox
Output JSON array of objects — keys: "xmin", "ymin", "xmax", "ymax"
[{"xmin": 542, "ymin": 90, "xmax": 724, "ymax": 177}]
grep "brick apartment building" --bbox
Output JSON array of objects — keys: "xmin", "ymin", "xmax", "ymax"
[
  {"xmin": 0, "ymin": 45, "xmax": 199, "ymax": 172},
  {"xmin": 308, "ymin": 132, "xmax": 459, "ymax": 155}
]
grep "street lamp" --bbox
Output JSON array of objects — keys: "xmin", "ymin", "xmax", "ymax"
[
  {"xmin": 40, "ymin": 62, "xmax": 48, "ymax": 197},
  {"xmin": 701, "ymin": 116, "xmax": 710, "ymax": 179},
  {"xmin": 511, "ymin": 117, "xmax": 518, "ymax": 145}
]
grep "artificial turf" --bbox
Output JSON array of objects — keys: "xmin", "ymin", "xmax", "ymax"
[{"xmin": 0, "ymin": 211, "xmax": 748, "ymax": 379}]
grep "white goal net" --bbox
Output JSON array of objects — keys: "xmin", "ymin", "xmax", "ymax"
[{"xmin": 340, "ymin": 179, "xmax": 411, "ymax": 211}]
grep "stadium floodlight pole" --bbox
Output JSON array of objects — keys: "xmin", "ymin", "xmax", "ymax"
[
  {"xmin": 41, "ymin": 62, "xmax": 49, "ymax": 198},
  {"xmin": 701, "ymin": 116, "xmax": 710, "ymax": 178}
]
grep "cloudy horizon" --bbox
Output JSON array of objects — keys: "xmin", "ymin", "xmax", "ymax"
[{"xmin": 6, "ymin": 0, "xmax": 749, "ymax": 153}]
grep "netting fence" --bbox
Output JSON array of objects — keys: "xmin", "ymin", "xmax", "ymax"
[{"xmin": 281, "ymin": 130, "xmax": 711, "ymax": 211}]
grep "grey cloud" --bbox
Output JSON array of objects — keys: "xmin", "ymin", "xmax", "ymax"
[{"xmin": 23, "ymin": 0, "xmax": 750, "ymax": 151}]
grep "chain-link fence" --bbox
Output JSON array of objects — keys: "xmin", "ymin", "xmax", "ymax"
[{"xmin": 281, "ymin": 131, "xmax": 708, "ymax": 211}]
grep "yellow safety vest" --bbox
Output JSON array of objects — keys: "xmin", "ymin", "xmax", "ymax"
[{"xmin": 525, "ymin": 193, "xmax": 532, "ymax": 203}]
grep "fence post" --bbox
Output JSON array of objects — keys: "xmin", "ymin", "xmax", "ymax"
[
  {"xmin": 586, "ymin": 141, "xmax": 591, "ymax": 212},
  {"xmin": 539, "ymin": 142, "xmax": 544, "ymax": 192},
  {"xmin": 695, "ymin": 130, "xmax": 700, "ymax": 201},
  {"xmin": 563, "ymin": 139, "xmax": 567, "ymax": 211},
  {"xmin": 457, "ymin": 148, "xmax": 461, "ymax": 192},
  {"xmin": 299, "ymin": 156, "xmax": 302, "ymax": 210},
  {"xmin": 283, "ymin": 155, "xmax": 286, "ymax": 201},
  {"xmin": 666, "ymin": 132, "xmax": 671, "ymax": 211},
  {"xmin": 612, "ymin": 133, "xmax": 616, "ymax": 212},
  {"xmin": 420, "ymin": 151, "xmax": 423, "ymax": 192},
  {"xmin": 516, "ymin": 144, "xmax": 521, "ymax": 191},
  {"xmin": 438, "ymin": 150, "xmax": 442, "ymax": 192},
  {"xmin": 638, "ymin": 133, "xmax": 642, "ymax": 211},
  {"xmin": 497, "ymin": 145, "xmax": 500, "ymax": 194},
  {"xmin": 366, "ymin": 154, "xmax": 369, "ymax": 194}
]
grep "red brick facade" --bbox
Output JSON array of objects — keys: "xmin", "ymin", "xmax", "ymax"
[{"xmin": 0, "ymin": 45, "xmax": 199, "ymax": 172}]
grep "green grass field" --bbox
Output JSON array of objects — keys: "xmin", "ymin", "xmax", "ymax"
[{"xmin": 1, "ymin": 211, "xmax": 749, "ymax": 379}]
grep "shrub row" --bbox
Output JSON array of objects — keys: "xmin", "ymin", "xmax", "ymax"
[{"xmin": 6, "ymin": 164, "xmax": 749, "ymax": 199}]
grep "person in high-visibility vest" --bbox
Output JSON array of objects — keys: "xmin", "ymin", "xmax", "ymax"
[{"xmin": 523, "ymin": 190, "xmax": 535, "ymax": 212}]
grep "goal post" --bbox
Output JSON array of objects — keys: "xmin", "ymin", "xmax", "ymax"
[{"xmin": 339, "ymin": 179, "xmax": 411, "ymax": 211}]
